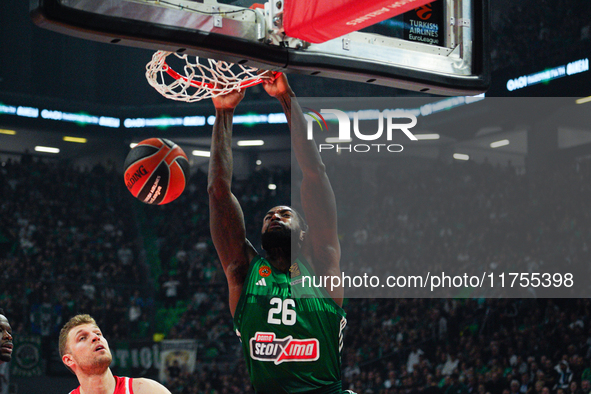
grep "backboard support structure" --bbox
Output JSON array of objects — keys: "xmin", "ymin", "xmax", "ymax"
[{"xmin": 30, "ymin": 0, "xmax": 489, "ymax": 96}]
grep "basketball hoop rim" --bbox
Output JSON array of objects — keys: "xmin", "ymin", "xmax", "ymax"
[{"xmin": 159, "ymin": 53, "xmax": 281, "ymax": 90}]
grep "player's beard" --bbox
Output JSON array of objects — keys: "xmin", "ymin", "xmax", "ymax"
[
  {"xmin": 84, "ymin": 351, "xmax": 112, "ymax": 374},
  {"xmin": 261, "ymin": 227, "xmax": 293, "ymax": 255},
  {"xmin": 0, "ymin": 352, "xmax": 11, "ymax": 362}
]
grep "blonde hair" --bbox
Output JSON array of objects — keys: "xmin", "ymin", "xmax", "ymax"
[{"xmin": 58, "ymin": 314, "xmax": 98, "ymax": 372}]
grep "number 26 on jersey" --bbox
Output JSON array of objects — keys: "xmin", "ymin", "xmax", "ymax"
[{"xmin": 267, "ymin": 297, "xmax": 296, "ymax": 326}]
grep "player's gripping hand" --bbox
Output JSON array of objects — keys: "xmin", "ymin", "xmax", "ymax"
[
  {"xmin": 211, "ymin": 86, "xmax": 245, "ymax": 110},
  {"xmin": 261, "ymin": 72, "xmax": 293, "ymax": 98}
]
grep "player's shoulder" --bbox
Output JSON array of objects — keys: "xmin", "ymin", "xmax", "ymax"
[{"xmin": 132, "ymin": 377, "xmax": 172, "ymax": 394}]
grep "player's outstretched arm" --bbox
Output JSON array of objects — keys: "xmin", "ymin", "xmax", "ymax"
[
  {"xmin": 132, "ymin": 378, "xmax": 173, "ymax": 394},
  {"xmin": 208, "ymin": 89, "xmax": 258, "ymax": 316},
  {"xmin": 263, "ymin": 74, "xmax": 343, "ymax": 305}
]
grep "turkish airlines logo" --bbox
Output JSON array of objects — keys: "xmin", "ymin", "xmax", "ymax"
[
  {"xmin": 416, "ymin": 4, "xmax": 432, "ymax": 20},
  {"xmin": 250, "ymin": 332, "xmax": 319, "ymax": 365}
]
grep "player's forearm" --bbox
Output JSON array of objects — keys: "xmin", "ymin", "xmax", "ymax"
[
  {"xmin": 207, "ymin": 109, "xmax": 235, "ymax": 196},
  {"xmin": 276, "ymin": 92, "xmax": 327, "ymax": 176}
]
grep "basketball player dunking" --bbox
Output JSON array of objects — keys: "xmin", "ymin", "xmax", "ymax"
[
  {"xmin": 208, "ymin": 73, "xmax": 352, "ymax": 393},
  {"xmin": 59, "ymin": 314, "xmax": 172, "ymax": 394}
]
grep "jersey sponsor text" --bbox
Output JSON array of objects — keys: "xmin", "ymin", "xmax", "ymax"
[{"xmin": 250, "ymin": 332, "xmax": 319, "ymax": 365}]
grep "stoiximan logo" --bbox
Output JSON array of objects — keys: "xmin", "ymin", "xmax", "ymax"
[{"xmin": 304, "ymin": 109, "xmax": 417, "ymax": 153}]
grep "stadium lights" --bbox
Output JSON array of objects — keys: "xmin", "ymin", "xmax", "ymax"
[
  {"xmin": 576, "ymin": 96, "xmax": 591, "ymax": 104},
  {"xmin": 268, "ymin": 184, "xmax": 277, "ymax": 190},
  {"xmin": 63, "ymin": 136, "xmax": 87, "ymax": 143},
  {"xmin": 415, "ymin": 133, "xmax": 440, "ymax": 140},
  {"xmin": 256, "ymin": 160, "xmax": 262, "ymax": 165},
  {"xmin": 35, "ymin": 146, "xmax": 60, "ymax": 154},
  {"xmin": 453, "ymin": 153, "xmax": 470, "ymax": 161},
  {"xmin": 237, "ymin": 140, "xmax": 264, "ymax": 147},
  {"xmin": 0, "ymin": 129, "xmax": 16, "ymax": 135},
  {"xmin": 325, "ymin": 137, "xmax": 353, "ymax": 143},
  {"xmin": 192, "ymin": 150, "xmax": 211, "ymax": 158},
  {"xmin": 490, "ymin": 139, "xmax": 510, "ymax": 148},
  {"xmin": 506, "ymin": 58, "xmax": 589, "ymax": 92},
  {"xmin": 0, "ymin": 95, "xmax": 485, "ymax": 132}
]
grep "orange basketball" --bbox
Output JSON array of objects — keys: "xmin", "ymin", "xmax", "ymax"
[{"xmin": 124, "ymin": 138, "xmax": 189, "ymax": 205}]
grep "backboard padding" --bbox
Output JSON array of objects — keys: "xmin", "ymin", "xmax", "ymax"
[{"xmin": 31, "ymin": 0, "xmax": 489, "ymax": 95}]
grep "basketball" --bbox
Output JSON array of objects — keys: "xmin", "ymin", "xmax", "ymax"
[{"xmin": 124, "ymin": 138, "xmax": 190, "ymax": 205}]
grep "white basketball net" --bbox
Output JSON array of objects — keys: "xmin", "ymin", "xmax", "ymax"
[{"xmin": 146, "ymin": 50, "xmax": 274, "ymax": 102}]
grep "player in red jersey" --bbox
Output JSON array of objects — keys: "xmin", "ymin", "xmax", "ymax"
[{"xmin": 59, "ymin": 314, "xmax": 171, "ymax": 394}]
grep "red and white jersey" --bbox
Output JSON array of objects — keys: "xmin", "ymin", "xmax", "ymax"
[{"xmin": 69, "ymin": 376, "xmax": 134, "ymax": 394}]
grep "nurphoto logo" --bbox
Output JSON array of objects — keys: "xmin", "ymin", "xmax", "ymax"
[{"xmin": 304, "ymin": 109, "xmax": 418, "ymax": 154}]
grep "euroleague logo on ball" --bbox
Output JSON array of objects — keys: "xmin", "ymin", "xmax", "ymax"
[{"xmin": 124, "ymin": 138, "xmax": 190, "ymax": 205}]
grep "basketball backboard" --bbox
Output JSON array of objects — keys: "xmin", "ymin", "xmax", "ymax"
[{"xmin": 30, "ymin": 0, "xmax": 489, "ymax": 96}]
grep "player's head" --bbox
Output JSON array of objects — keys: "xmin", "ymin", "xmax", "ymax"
[
  {"xmin": 0, "ymin": 308, "xmax": 13, "ymax": 364},
  {"xmin": 59, "ymin": 314, "xmax": 112, "ymax": 375},
  {"xmin": 261, "ymin": 206, "xmax": 308, "ymax": 253}
]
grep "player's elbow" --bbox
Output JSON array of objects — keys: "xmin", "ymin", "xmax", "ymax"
[
  {"xmin": 207, "ymin": 179, "xmax": 231, "ymax": 200},
  {"xmin": 302, "ymin": 162, "xmax": 327, "ymax": 179}
]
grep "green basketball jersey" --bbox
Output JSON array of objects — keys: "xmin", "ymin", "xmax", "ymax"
[{"xmin": 233, "ymin": 255, "xmax": 347, "ymax": 394}]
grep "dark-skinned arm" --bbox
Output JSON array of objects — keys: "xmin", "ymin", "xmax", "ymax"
[
  {"xmin": 263, "ymin": 75, "xmax": 343, "ymax": 305},
  {"xmin": 208, "ymin": 90, "xmax": 258, "ymax": 316}
]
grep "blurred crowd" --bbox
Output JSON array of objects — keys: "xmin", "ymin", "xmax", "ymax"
[
  {"xmin": 490, "ymin": 0, "xmax": 591, "ymax": 72},
  {"xmin": 333, "ymin": 158, "xmax": 591, "ymax": 298},
  {"xmin": 2, "ymin": 153, "xmax": 591, "ymax": 394},
  {"xmin": 340, "ymin": 298, "xmax": 591, "ymax": 394},
  {"xmin": 0, "ymin": 155, "xmax": 145, "ymax": 344}
]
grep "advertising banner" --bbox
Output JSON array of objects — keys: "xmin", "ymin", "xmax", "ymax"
[
  {"xmin": 403, "ymin": 0, "xmax": 445, "ymax": 46},
  {"xmin": 111, "ymin": 340, "xmax": 161, "ymax": 378},
  {"xmin": 158, "ymin": 339, "xmax": 198, "ymax": 385},
  {"xmin": 10, "ymin": 335, "xmax": 42, "ymax": 378}
]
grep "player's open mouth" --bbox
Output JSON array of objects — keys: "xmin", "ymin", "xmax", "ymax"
[
  {"xmin": 95, "ymin": 345, "xmax": 105, "ymax": 352},
  {"xmin": 1, "ymin": 343, "xmax": 13, "ymax": 353}
]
